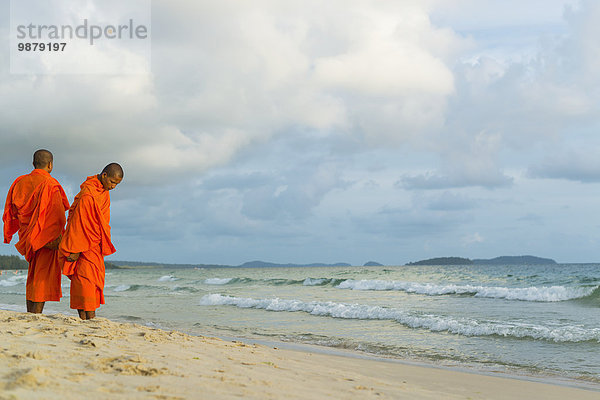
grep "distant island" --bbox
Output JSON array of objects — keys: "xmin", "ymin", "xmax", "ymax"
[
  {"xmin": 108, "ymin": 260, "xmax": 231, "ymax": 269},
  {"xmin": 407, "ymin": 255, "xmax": 557, "ymax": 266},
  {"xmin": 364, "ymin": 261, "xmax": 383, "ymax": 267},
  {"xmin": 109, "ymin": 260, "xmax": 352, "ymax": 269},
  {"xmin": 472, "ymin": 256, "xmax": 557, "ymax": 265},
  {"xmin": 407, "ymin": 257, "xmax": 472, "ymax": 266},
  {"xmin": 237, "ymin": 261, "xmax": 351, "ymax": 268},
  {"xmin": 2, "ymin": 253, "xmax": 558, "ymax": 271},
  {"xmin": 0, "ymin": 254, "xmax": 122, "ymax": 270}
]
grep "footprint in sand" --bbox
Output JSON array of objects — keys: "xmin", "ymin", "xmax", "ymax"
[
  {"xmin": 2, "ymin": 367, "xmax": 48, "ymax": 390},
  {"xmin": 91, "ymin": 355, "xmax": 168, "ymax": 376}
]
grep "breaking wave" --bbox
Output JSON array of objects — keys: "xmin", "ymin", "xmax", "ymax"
[
  {"xmin": 204, "ymin": 278, "xmax": 234, "ymax": 285},
  {"xmin": 336, "ymin": 279, "xmax": 598, "ymax": 302},
  {"xmin": 199, "ymin": 294, "xmax": 600, "ymax": 343},
  {"xmin": 190, "ymin": 275, "xmax": 598, "ymax": 302},
  {"xmin": 303, "ymin": 278, "xmax": 333, "ymax": 286},
  {"xmin": 0, "ymin": 275, "xmax": 26, "ymax": 287},
  {"xmin": 108, "ymin": 284, "xmax": 153, "ymax": 292},
  {"xmin": 201, "ymin": 277, "xmax": 344, "ymax": 287},
  {"xmin": 158, "ymin": 275, "xmax": 178, "ymax": 282}
]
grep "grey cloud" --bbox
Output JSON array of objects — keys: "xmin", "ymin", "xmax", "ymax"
[
  {"xmin": 517, "ymin": 213, "xmax": 545, "ymax": 225},
  {"xmin": 400, "ymin": 171, "xmax": 512, "ymax": 190},
  {"xmin": 200, "ymin": 172, "xmax": 274, "ymax": 191},
  {"xmin": 354, "ymin": 205, "xmax": 469, "ymax": 239},
  {"xmin": 239, "ymin": 164, "xmax": 351, "ymax": 221},
  {"xmin": 422, "ymin": 192, "xmax": 480, "ymax": 211},
  {"xmin": 528, "ymin": 151, "xmax": 600, "ymax": 182}
]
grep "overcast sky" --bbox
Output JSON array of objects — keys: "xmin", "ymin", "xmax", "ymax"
[{"xmin": 3, "ymin": 0, "xmax": 600, "ymax": 265}]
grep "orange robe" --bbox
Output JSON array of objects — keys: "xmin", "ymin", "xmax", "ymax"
[
  {"xmin": 3, "ymin": 169, "xmax": 70, "ymax": 302},
  {"xmin": 60, "ymin": 175, "xmax": 115, "ymax": 311}
]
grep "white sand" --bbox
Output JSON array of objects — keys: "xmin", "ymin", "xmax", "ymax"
[{"xmin": 0, "ymin": 310, "xmax": 597, "ymax": 400}]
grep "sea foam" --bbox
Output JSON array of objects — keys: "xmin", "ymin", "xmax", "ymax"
[
  {"xmin": 303, "ymin": 278, "xmax": 330, "ymax": 286},
  {"xmin": 0, "ymin": 275, "xmax": 26, "ymax": 287},
  {"xmin": 199, "ymin": 294, "xmax": 600, "ymax": 342},
  {"xmin": 336, "ymin": 279, "xmax": 597, "ymax": 302},
  {"xmin": 204, "ymin": 278, "xmax": 234, "ymax": 285},
  {"xmin": 0, "ymin": 303, "xmax": 26, "ymax": 312}
]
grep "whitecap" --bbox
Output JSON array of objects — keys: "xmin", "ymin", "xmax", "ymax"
[
  {"xmin": 336, "ymin": 279, "xmax": 597, "ymax": 302},
  {"xmin": 158, "ymin": 275, "xmax": 177, "ymax": 282},
  {"xmin": 303, "ymin": 278, "xmax": 328, "ymax": 286},
  {"xmin": 204, "ymin": 278, "xmax": 233, "ymax": 285},
  {"xmin": 0, "ymin": 275, "xmax": 26, "ymax": 287},
  {"xmin": 199, "ymin": 294, "xmax": 600, "ymax": 343}
]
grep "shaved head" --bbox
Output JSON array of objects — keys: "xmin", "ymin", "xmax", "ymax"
[
  {"xmin": 101, "ymin": 163, "xmax": 124, "ymax": 178},
  {"xmin": 33, "ymin": 149, "xmax": 53, "ymax": 169},
  {"xmin": 98, "ymin": 163, "xmax": 123, "ymax": 191}
]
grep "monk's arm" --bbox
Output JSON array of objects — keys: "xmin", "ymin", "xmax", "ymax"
[
  {"xmin": 44, "ymin": 235, "xmax": 62, "ymax": 250},
  {"xmin": 42, "ymin": 188, "xmax": 68, "ymax": 250},
  {"xmin": 66, "ymin": 252, "xmax": 80, "ymax": 261},
  {"xmin": 60, "ymin": 194, "xmax": 98, "ymax": 261},
  {"xmin": 2, "ymin": 185, "xmax": 19, "ymax": 243}
]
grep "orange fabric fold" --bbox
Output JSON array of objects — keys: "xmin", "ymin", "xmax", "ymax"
[
  {"xmin": 2, "ymin": 169, "xmax": 69, "ymax": 302},
  {"xmin": 60, "ymin": 175, "xmax": 115, "ymax": 311}
]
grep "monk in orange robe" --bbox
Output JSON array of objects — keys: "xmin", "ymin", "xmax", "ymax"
[
  {"xmin": 60, "ymin": 163, "xmax": 123, "ymax": 320},
  {"xmin": 3, "ymin": 149, "xmax": 70, "ymax": 313}
]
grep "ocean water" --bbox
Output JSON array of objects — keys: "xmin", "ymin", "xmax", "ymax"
[{"xmin": 1, "ymin": 263, "xmax": 599, "ymax": 385}]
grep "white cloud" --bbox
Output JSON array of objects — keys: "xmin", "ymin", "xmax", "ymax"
[{"xmin": 462, "ymin": 232, "xmax": 484, "ymax": 246}]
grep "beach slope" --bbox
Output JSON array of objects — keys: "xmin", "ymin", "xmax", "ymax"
[{"xmin": 0, "ymin": 310, "xmax": 596, "ymax": 400}]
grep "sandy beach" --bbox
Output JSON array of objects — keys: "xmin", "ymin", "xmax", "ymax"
[{"xmin": 0, "ymin": 310, "xmax": 596, "ymax": 399}]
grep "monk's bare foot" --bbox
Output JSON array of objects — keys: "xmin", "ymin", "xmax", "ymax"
[
  {"xmin": 27, "ymin": 300, "xmax": 44, "ymax": 314},
  {"xmin": 77, "ymin": 310, "xmax": 96, "ymax": 320}
]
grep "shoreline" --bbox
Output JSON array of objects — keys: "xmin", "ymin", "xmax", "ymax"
[
  {"xmin": 209, "ymin": 333, "xmax": 600, "ymax": 392},
  {"xmin": 1, "ymin": 310, "xmax": 599, "ymax": 399}
]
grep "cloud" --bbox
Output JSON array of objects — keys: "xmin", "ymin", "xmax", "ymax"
[
  {"xmin": 200, "ymin": 172, "xmax": 274, "ymax": 191},
  {"xmin": 5, "ymin": 1, "xmax": 600, "ymax": 264},
  {"xmin": 422, "ymin": 192, "xmax": 479, "ymax": 211},
  {"xmin": 0, "ymin": 0, "xmax": 470, "ymax": 187},
  {"xmin": 394, "ymin": 1, "xmax": 600, "ymax": 191},
  {"xmin": 353, "ymin": 204, "xmax": 468, "ymax": 239},
  {"xmin": 399, "ymin": 129, "xmax": 513, "ymax": 189},
  {"xmin": 401, "ymin": 171, "xmax": 512, "ymax": 190},
  {"xmin": 528, "ymin": 149, "xmax": 600, "ymax": 182},
  {"xmin": 200, "ymin": 162, "xmax": 351, "ymax": 222},
  {"xmin": 517, "ymin": 213, "xmax": 545, "ymax": 225},
  {"xmin": 462, "ymin": 232, "xmax": 484, "ymax": 246}
]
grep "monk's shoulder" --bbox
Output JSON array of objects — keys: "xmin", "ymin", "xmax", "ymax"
[
  {"xmin": 77, "ymin": 191, "xmax": 99, "ymax": 209},
  {"xmin": 37, "ymin": 174, "xmax": 62, "ymax": 194},
  {"xmin": 12, "ymin": 173, "xmax": 33, "ymax": 188},
  {"xmin": 10, "ymin": 173, "xmax": 37, "ymax": 200},
  {"xmin": 11, "ymin": 173, "xmax": 29, "ymax": 185},
  {"xmin": 45, "ymin": 174, "xmax": 63, "ymax": 187}
]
